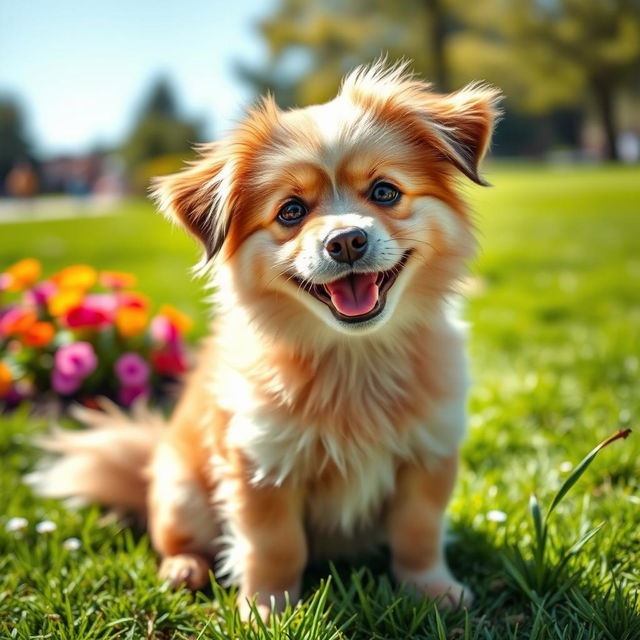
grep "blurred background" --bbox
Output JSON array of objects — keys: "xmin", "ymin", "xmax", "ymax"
[{"xmin": 1, "ymin": 0, "xmax": 639, "ymax": 208}]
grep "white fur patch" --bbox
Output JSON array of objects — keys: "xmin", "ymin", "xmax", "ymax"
[{"xmin": 224, "ymin": 387, "xmax": 466, "ymax": 540}]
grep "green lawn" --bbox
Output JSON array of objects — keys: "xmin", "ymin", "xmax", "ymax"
[{"xmin": 1, "ymin": 164, "xmax": 639, "ymax": 639}]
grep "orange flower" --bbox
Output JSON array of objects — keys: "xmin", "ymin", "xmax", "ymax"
[
  {"xmin": 99, "ymin": 270, "xmax": 137, "ymax": 290},
  {"xmin": 0, "ymin": 308, "xmax": 37, "ymax": 336},
  {"xmin": 21, "ymin": 321, "xmax": 55, "ymax": 348},
  {"xmin": 5, "ymin": 258, "xmax": 42, "ymax": 292},
  {"xmin": 48, "ymin": 288, "xmax": 84, "ymax": 317},
  {"xmin": 51, "ymin": 265, "xmax": 97, "ymax": 291},
  {"xmin": 158, "ymin": 304, "xmax": 193, "ymax": 334},
  {"xmin": 0, "ymin": 361, "xmax": 12, "ymax": 396},
  {"xmin": 115, "ymin": 306, "xmax": 148, "ymax": 337}
]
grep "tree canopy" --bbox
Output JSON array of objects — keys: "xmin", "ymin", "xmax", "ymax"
[
  {"xmin": 121, "ymin": 78, "xmax": 204, "ymax": 170},
  {"xmin": 240, "ymin": 0, "xmax": 640, "ymax": 159}
]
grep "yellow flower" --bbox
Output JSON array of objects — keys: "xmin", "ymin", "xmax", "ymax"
[
  {"xmin": 48, "ymin": 288, "xmax": 84, "ymax": 317},
  {"xmin": 115, "ymin": 306, "xmax": 148, "ymax": 337},
  {"xmin": 5, "ymin": 258, "xmax": 42, "ymax": 292},
  {"xmin": 159, "ymin": 304, "xmax": 193, "ymax": 334},
  {"xmin": 52, "ymin": 265, "xmax": 97, "ymax": 291},
  {"xmin": 0, "ymin": 361, "xmax": 12, "ymax": 397}
]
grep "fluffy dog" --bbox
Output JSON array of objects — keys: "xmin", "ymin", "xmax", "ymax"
[{"xmin": 32, "ymin": 61, "xmax": 500, "ymax": 619}]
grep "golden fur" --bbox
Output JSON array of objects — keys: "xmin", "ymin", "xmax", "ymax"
[{"xmin": 30, "ymin": 61, "xmax": 501, "ymax": 619}]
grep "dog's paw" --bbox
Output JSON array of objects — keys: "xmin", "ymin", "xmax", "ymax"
[
  {"xmin": 236, "ymin": 585, "xmax": 299, "ymax": 623},
  {"xmin": 159, "ymin": 553, "xmax": 210, "ymax": 590},
  {"xmin": 394, "ymin": 562, "xmax": 474, "ymax": 609},
  {"xmin": 420, "ymin": 577, "xmax": 474, "ymax": 608},
  {"xmin": 237, "ymin": 596, "xmax": 272, "ymax": 624}
]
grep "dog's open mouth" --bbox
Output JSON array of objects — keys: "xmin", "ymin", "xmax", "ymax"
[{"xmin": 294, "ymin": 251, "xmax": 412, "ymax": 324}]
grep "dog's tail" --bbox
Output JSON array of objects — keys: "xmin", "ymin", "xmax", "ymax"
[{"xmin": 26, "ymin": 399, "xmax": 165, "ymax": 515}]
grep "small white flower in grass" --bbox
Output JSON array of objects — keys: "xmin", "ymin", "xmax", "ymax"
[
  {"xmin": 559, "ymin": 461, "xmax": 573, "ymax": 473},
  {"xmin": 6, "ymin": 517, "xmax": 28, "ymax": 532},
  {"xmin": 35, "ymin": 520, "xmax": 57, "ymax": 534},
  {"xmin": 486, "ymin": 510, "xmax": 508, "ymax": 523},
  {"xmin": 63, "ymin": 537, "xmax": 81, "ymax": 551}
]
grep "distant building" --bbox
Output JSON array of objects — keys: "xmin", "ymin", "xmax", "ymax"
[{"xmin": 40, "ymin": 152, "xmax": 126, "ymax": 197}]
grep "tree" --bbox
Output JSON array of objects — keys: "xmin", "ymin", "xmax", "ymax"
[
  {"xmin": 0, "ymin": 98, "xmax": 35, "ymax": 195},
  {"xmin": 121, "ymin": 78, "xmax": 204, "ymax": 170},
  {"xmin": 237, "ymin": 0, "xmax": 463, "ymax": 109},
  {"xmin": 454, "ymin": 0, "xmax": 640, "ymax": 160},
  {"xmin": 240, "ymin": 0, "xmax": 640, "ymax": 160}
]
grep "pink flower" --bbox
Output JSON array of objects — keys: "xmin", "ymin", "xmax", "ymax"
[
  {"xmin": 0, "ymin": 273, "xmax": 12, "ymax": 292},
  {"xmin": 64, "ymin": 294, "xmax": 115, "ymax": 329},
  {"xmin": 85, "ymin": 294, "xmax": 117, "ymax": 315},
  {"xmin": 118, "ymin": 384, "xmax": 149, "ymax": 407},
  {"xmin": 51, "ymin": 369, "xmax": 82, "ymax": 395},
  {"xmin": 54, "ymin": 342, "xmax": 98, "ymax": 379},
  {"xmin": 114, "ymin": 353, "xmax": 150, "ymax": 388},
  {"xmin": 150, "ymin": 315, "xmax": 179, "ymax": 345},
  {"xmin": 24, "ymin": 281, "xmax": 57, "ymax": 306}
]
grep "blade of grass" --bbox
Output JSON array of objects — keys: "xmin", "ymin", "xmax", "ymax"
[{"xmin": 545, "ymin": 429, "xmax": 631, "ymax": 522}]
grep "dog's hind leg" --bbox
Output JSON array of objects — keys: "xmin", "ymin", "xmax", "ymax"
[{"xmin": 148, "ymin": 438, "xmax": 219, "ymax": 590}]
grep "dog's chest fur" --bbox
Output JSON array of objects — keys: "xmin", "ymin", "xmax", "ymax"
[{"xmin": 218, "ymin": 313, "xmax": 468, "ymax": 538}]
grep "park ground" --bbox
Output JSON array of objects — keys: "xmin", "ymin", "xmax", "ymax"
[{"xmin": 1, "ymin": 164, "xmax": 639, "ymax": 639}]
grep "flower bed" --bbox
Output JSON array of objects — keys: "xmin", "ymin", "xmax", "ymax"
[{"xmin": 0, "ymin": 259, "xmax": 192, "ymax": 411}]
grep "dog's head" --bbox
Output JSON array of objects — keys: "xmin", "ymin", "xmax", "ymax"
[{"xmin": 153, "ymin": 62, "xmax": 500, "ymax": 337}]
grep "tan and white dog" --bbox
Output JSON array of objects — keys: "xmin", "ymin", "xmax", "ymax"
[{"xmin": 32, "ymin": 61, "xmax": 500, "ymax": 619}]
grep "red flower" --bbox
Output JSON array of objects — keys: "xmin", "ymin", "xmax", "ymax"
[
  {"xmin": 151, "ymin": 346, "xmax": 188, "ymax": 377},
  {"xmin": 117, "ymin": 291, "xmax": 149, "ymax": 311},
  {"xmin": 63, "ymin": 294, "xmax": 115, "ymax": 329}
]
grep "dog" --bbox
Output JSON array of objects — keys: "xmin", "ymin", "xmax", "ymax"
[{"xmin": 31, "ymin": 61, "xmax": 500, "ymax": 620}]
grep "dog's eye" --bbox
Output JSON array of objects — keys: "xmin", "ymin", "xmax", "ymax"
[
  {"xmin": 277, "ymin": 199, "xmax": 308, "ymax": 226},
  {"xmin": 370, "ymin": 181, "xmax": 401, "ymax": 206}
]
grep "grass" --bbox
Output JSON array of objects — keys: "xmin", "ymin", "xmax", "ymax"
[{"xmin": 1, "ymin": 163, "xmax": 639, "ymax": 639}]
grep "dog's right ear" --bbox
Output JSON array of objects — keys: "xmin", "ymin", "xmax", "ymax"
[{"xmin": 150, "ymin": 143, "xmax": 232, "ymax": 262}]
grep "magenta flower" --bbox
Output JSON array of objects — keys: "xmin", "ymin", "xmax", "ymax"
[
  {"xmin": 118, "ymin": 384, "xmax": 149, "ymax": 407},
  {"xmin": 114, "ymin": 352, "xmax": 150, "ymax": 388},
  {"xmin": 54, "ymin": 342, "xmax": 98, "ymax": 379},
  {"xmin": 24, "ymin": 281, "xmax": 57, "ymax": 306},
  {"xmin": 51, "ymin": 369, "xmax": 82, "ymax": 395}
]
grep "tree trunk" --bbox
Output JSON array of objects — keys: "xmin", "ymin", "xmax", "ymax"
[
  {"xmin": 591, "ymin": 77, "xmax": 619, "ymax": 162},
  {"xmin": 425, "ymin": 0, "xmax": 448, "ymax": 93}
]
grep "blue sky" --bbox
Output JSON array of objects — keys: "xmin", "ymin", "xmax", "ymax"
[{"xmin": 0, "ymin": 0, "xmax": 276, "ymax": 156}]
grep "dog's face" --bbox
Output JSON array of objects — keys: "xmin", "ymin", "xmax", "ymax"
[{"xmin": 154, "ymin": 63, "xmax": 500, "ymax": 337}]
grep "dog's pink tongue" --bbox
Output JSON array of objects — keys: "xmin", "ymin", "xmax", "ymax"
[{"xmin": 324, "ymin": 273, "xmax": 379, "ymax": 316}]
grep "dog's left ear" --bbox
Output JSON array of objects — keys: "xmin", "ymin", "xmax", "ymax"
[
  {"xmin": 424, "ymin": 84, "xmax": 502, "ymax": 186},
  {"xmin": 150, "ymin": 143, "xmax": 232, "ymax": 262}
]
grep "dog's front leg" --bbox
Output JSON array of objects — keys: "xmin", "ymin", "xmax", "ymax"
[
  {"xmin": 221, "ymin": 455, "xmax": 307, "ymax": 621},
  {"xmin": 387, "ymin": 455, "xmax": 473, "ymax": 608}
]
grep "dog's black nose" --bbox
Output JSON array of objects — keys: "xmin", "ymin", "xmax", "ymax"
[{"xmin": 324, "ymin": 227, "xmax": 368, "ymax": 263}]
